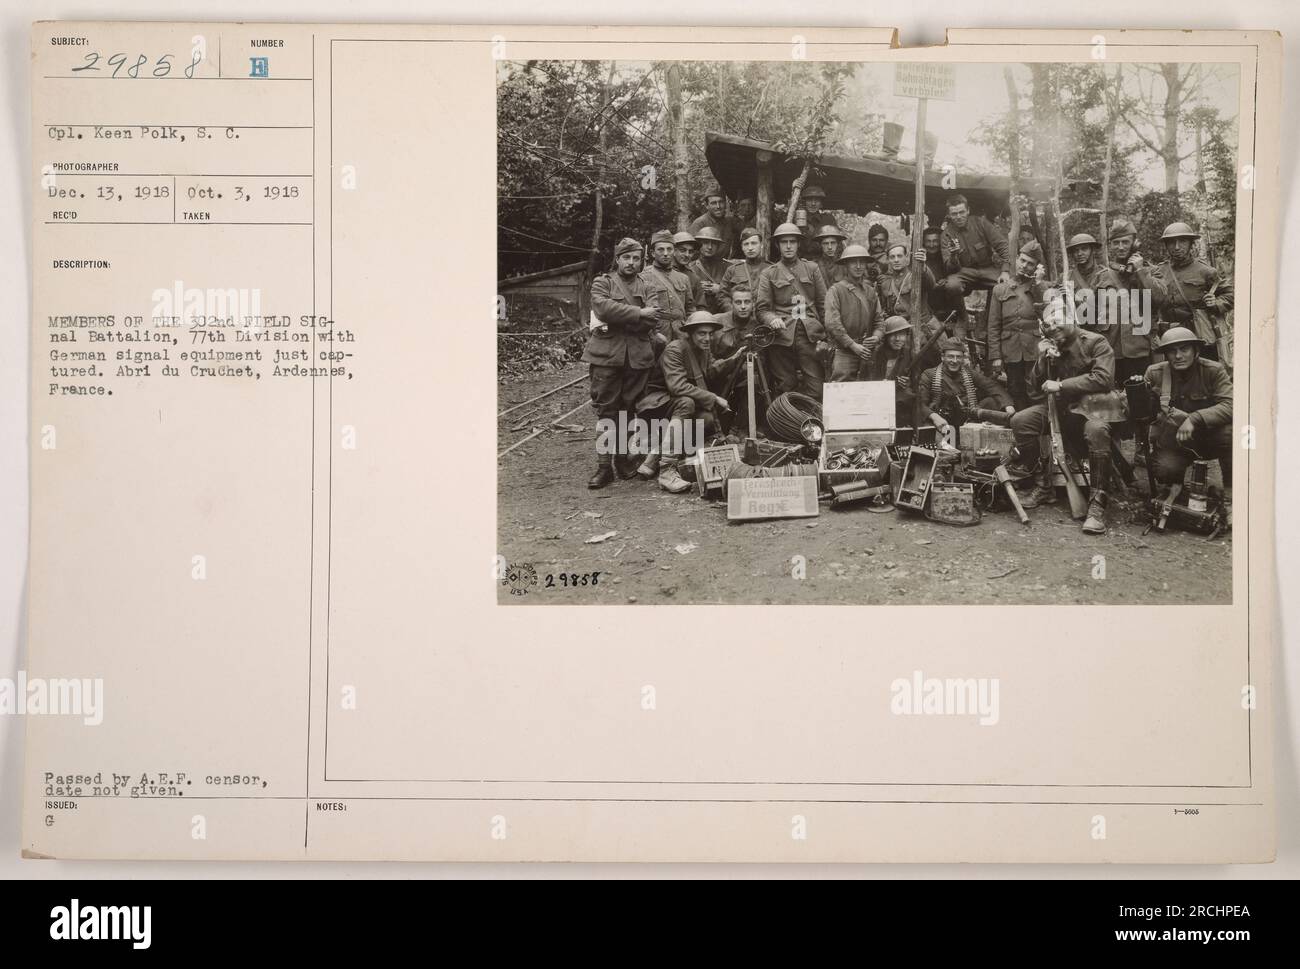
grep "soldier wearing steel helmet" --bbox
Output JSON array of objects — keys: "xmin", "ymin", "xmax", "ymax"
[
  {"xmin": 687, "ymin": 224, "xmax": 734, "ymax": 315},
  {"xmin": 1065, "ymin": 232, "xmax": 1123, "ymax": 345},
  {"xmin": 1142, "ymin": 325, "xmax": 1234, "ymax": 517},
  {"xmin": 756, "ymin": 222, "xmax": 830, "ymax": 399},
  {"xmin": 1152, "ymin": 221, "xmax": 1234, "ymax": 363},
  {"xmin": 812, "ymin": 223, "xmax": 849, "ymax": 287},
  {"xmin": 798, "ymin": 183, "xmax": 840, "ymax": 258},
  {"xmin": 1105, "ymin": 219, "xmax": 1168, "ymax": 382},
  {"xmin": 823, "ymin": 244, "xmax": 883, "ymax": 381},
  {"xmin": 864, "ymin": 315, "xmax": 922, "ymax": 423},
  {"xmin": 657, "ymin": 310, "xmax": 746, "ymax": 493}
]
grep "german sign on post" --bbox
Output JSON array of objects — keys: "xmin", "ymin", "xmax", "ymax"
[{"xmin": 893, "ymin": 63, "xmax": 957, "ymax": 101}]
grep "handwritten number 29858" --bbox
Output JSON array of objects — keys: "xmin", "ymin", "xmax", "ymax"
[{"xmin": 71, "ymin": 51, "xmax": 204, "ymax": 78}]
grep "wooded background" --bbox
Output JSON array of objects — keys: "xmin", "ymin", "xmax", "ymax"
[{"xmin": 497, "ymin": 60, "xmax": 1239, "ymax": 281}]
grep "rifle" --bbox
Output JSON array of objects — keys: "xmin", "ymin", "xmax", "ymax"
[{"xmin": 1044, "ymin": 352, "xmax": 1089, "ymax": 520}]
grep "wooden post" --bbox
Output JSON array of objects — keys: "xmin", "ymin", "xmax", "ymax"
[
  {"xmin": 910, "ymin": 97, "xmax": 928, "ymax": 430},
  {"xmin": 756, "ymin": 149, "xmax": 773, "ymax": 248}
]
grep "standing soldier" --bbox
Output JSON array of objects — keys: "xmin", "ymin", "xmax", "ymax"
[
  {"xmin": 877, "ymin": 242, "xmax": 943, "ymax": 370},
  {"xmin": 672, "ymin": 230, "xmax": 698, "ymax": 272},
  {"xmin": 987, "ymin": 241, "xmax": 1046, "ymax": 411},
  {"xmin": 798, "ymin": 184, "xmax": 839, "ymax": 258},
  {"xmin": 640, "ymin": 229, "xmax": 696, "ymax": 339},
  {"xmin": 936, "ymin": 193, "xmax": 1012, "ymax": 331},
  {"xmin": 1153, "ymin": 222, "xmax": 1234, "ymax": 363},
  {"xmin": 1065, "ymin": 233, "xmax": 1123, "ymax": 348},
  {"xmin": 658, "ymin": 311, "xmax": 745, "ymax": 492},
  {"xmin": 1106, "ymin": 219, "xmax": 1167, "ymax": 383},
  {"xmin": 584, "ymin": 237, "xmax": 662, "ymax": 489},
  {"xmin": 721, "ymin": 227, "xmax": 772, "ymax": 310},
  {"xmin": 823, "ymin": 244, "xmax": 883, "ymax": 381},
  {"xmin": 1005, "ymin": 293, "xmax": 1117, "ymax": 534},
  {"xmin": 1143, "ymin": 326, "xmax": 1233, "ymax": 517},
  {"xmin": 756, "ymin": 222, "xmax": 830, "ymax": 399},
  {"xmin": 688, "ymin": 225, "xmax": 733, "ymax": 315},
  {"xmin": 813, "ymin": 224, "xmax": 849, "ymax": 288},
  {"xmin": 866, "ymin": 223, "xmax": 891, "ymax": 281},
  {"xmin": 689, "ymin": 185, "xmax": 737, "ymax": 259},
  {"xmin": 918, "ymin": 336, "xmax": 1016, "ymax": 438}
]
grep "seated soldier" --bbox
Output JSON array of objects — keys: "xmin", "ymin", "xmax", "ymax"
[
  {"xmin": 1005, "ymin": 292, "xmax": 1117, "ymax": 534},
  {"xmin": 919, "ymin": 336, "xmax": 1016, "ymax": 440},
  {"xmin": 864, "ymin": 315, "xmax": 921, "ymax": 426},
  {"xmin": 657, "ymin": 311, "xmax": 745, "ymax": 493},
  {"xmin": 1143, "ymin": 326, "xmax": 1233, "ymax": 518}
]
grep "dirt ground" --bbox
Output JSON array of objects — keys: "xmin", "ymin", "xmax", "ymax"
[{"xmin": 497, "ymin": 364, "xmax": 1232, "ymax": 606}]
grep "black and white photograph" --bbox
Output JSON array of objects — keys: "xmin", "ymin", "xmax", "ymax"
[{"xmin": 496, "ymin": 57, "xmax": 1242, "ymax": 605}]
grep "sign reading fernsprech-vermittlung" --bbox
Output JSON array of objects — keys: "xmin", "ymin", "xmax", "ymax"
[
  {"xmin": 726, "ymin": 476, "xmax": 819, "ymax": 521},
  {"xmin": 894, "ymin": 63, "xmax": 957, "ymax": 101}
]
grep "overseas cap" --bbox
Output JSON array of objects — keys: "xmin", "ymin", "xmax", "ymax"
[
  {"xmin": 739, "ymin": 226, "xmax": 763, "ymax": 243},
  {"xmin": 1018, "ymin": 240, "xmax": 1044, "ymax": 262},
  {"xmin": 649, "ymin": 229, "xmax": 675, "ymax": 247},
  {"xmin": 614, "ymin": 237, "xmax": 643, "ymax": 257},
  {"xmin": 1108, "ymin": 219, "xmax": 1137, "ymax": 240},
  {"xmin": 939, "ymin": 336, "xmax": 966, "ymax": 354}
]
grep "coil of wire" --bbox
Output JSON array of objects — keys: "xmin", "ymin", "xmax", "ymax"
[
  {"xmin": 765, "ymin": 392, "xmax": 823, "ymax": 443},
  {"xmin": 725, "ymin": 462, "xmax": 820, "ymax": 480}
]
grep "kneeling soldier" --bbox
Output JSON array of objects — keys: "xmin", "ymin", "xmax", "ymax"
[
  {"xmin": 919, "ymin": 336, "xmax": 1015, "ymax": 438},
  {"xmin": 1143, "ymin": 326, "xmax": 1233, "ymax": 516},
  {"xmin": 657, "ymin": 311, "xmax": 745, "ymax": 493},
  {"xmin": 1006, "ymin": 294, "xmax": 1117, "ymax": 534}
]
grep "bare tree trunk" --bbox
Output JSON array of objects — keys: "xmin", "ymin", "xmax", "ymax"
[
  {"xmin": 1099, "ymin": 63, "xmax": 1123, "ymax": 249},
  {"xmin": 665, "ymin": 63, "xmax": 692, "ymax": 231},
  {"xmin": 1028, "ymin": 64, "xmax": 1054, "ymax": 176},
  {"xmin": 1160, "ymin": 63, "xmax": 1183, "ymax": 194},
  {"xmin": 587, "ymin": 62, "xmax": 616, "ymax": 283},
  {"xmin": 756, "ymin": 149, "xmax": 773, "ymax": 245},
  {"xmin": 1003, "ymin": 67, "xmax": 1023, "ymax": 255},
  {"xmin": 787, "ymin": 159, "xmax": 812, "ymax": 219}
]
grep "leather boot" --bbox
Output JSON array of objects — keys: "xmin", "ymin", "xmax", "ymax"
[
  {"xmin": 1003, "ymin": 442, "xmax": 1041, "ymax": 481},
  {"xmin": 1082, "ymin": 450, "xmax": 1111, "ymax": 534},
  {"xmin": 636, "ymin": 452, "xmax": 661, "ymax": 479},
  {"xmin": 658, "ymin": 459, "xmax": 691, "ymax": 494},
  {"xmin": 1018, "ymin": 483, "xmax": 1057, "ymax": 508},
  {"xmin": 587, "ymin": 453, "xmax": 615, "ymax": 490},
  {"xmin": 614, "ymin": 453, "xmax": 640, "ymax": 479}
]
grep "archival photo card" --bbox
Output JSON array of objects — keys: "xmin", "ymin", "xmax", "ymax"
[{"xmin": 23, "ymin": 24, "xmax": 1278, "ymax": 863}]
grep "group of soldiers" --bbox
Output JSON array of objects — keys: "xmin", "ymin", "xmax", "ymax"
[{"xmin": 581, "ymin": 185, "xmax": 1235, "ymax": 536}]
